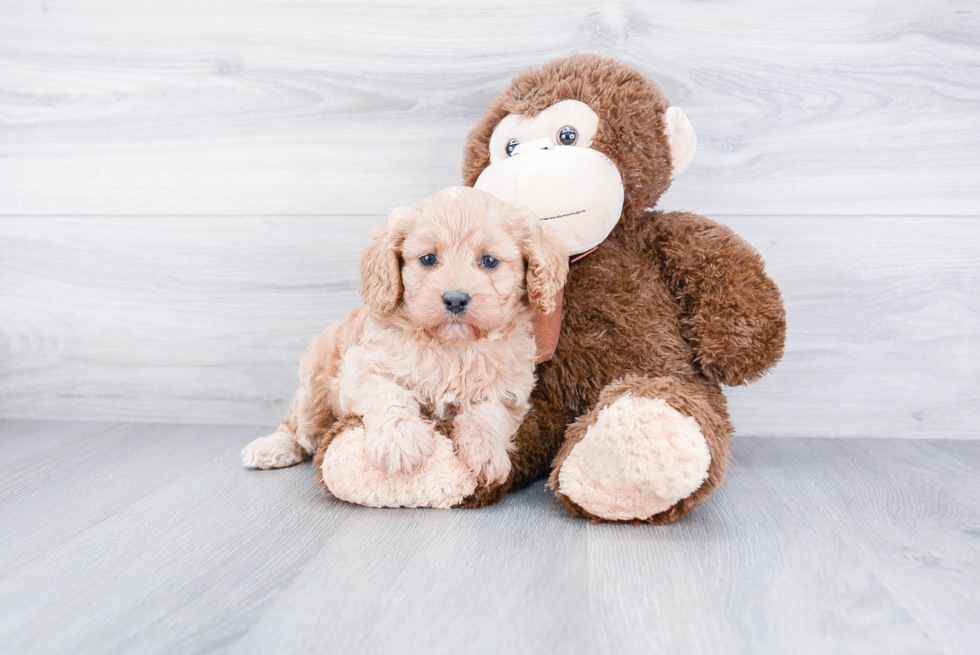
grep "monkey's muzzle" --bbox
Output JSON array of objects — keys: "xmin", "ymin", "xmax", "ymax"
[{"xmin": 474, "ymin": 146, "xmax": 625, "ymax": 257}]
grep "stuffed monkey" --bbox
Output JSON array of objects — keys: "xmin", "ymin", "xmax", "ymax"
[{"xmin": 458, "ymin": 54, "xmax": 786, "ymax": 523}]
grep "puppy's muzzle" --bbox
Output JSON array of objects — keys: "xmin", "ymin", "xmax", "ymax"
[{"xmin": 442, "ymin": 291, "xmax": 470, "ymax": 315}]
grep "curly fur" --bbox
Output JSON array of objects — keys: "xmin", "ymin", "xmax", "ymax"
[{"xmin": 242, "ymin": 186, "xmax": 568, "ymax": 486}]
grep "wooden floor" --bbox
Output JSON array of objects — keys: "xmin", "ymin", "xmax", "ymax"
[{"xmin": 0, "ymin": 421, "xmax": 976, "ymax": 654}]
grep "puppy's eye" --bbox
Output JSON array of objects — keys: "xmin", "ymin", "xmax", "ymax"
[
  {"xmin": 557, "ymin": 125, "xmax": 578, "ymax": 146},
  {"xmin": 480, "ymin": 255, "xmax": 499, "ymax": 269},
  {"xmin": 505, "ymin": 139, "xmax": 520, "ymax": 156},
  {"xmin": 420, "ymin": 254, "xmax": 437, "ymax": 267}
]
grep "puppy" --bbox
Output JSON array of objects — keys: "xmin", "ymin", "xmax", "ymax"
[{"xmin": 241, "ymin": 186, "xmax": 568, "ymax": 485}]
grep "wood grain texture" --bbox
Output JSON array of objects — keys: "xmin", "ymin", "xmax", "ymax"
[
  {"xmin": 0, "ymin": 422, "xmax": 268, "ymax": 579},
  {"xmin": 0, "ymin": 215, "xmax": 375, "ymax": 424},
  {"xmin": 722, "ymin": 215, "xmax": 980, "ymax": 438},
  {"xmin": 0, "ymin": 418, "xmax": 115, "ymax": 472},
  {"xmin": 586, "ymin": 437, "xmax": 980, "ymax": 654},
  {"xmin": 1, "ymin": 1, "xmax": 978, "ymax": 216},
  {"xmin": 0, "ymin": 421, "xmax": 977, "ymax": 654},
  {"xmin": 2, "ymin": 215, "xmax": 977, "ymax": 438},
  {"xmin": 229, "ymin": 473, "xmax": 595, "ymax": 655},
  {"xmin": 0, "ymin": 422, "xmax": 343, "ymax": 654}
]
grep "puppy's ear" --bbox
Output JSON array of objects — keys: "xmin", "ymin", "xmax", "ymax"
[
  {"xmin": 360, "ymin": 207, "xmax": 410, "ymax": 314},
  {"xmin": 518, "ymin": 211, "xmax": 569, "ymax": 315}
]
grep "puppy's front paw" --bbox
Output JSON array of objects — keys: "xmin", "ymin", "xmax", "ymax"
[
  {"xmin": 362, "ymin": 413, "xmax": 436, "ymax": 476},
  {"xmin": 241, "ymin": 429, "xmax": 305, "ymax": 469},
  {"xmin": 453, "ymin": 415, "xmax": 512, "ymax": 486}
]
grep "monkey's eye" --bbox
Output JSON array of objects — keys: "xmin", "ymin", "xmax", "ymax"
[
  {"xmin": 505, "ymin": 139, "xmax": 520, "ymax": 156},
  {"xmin": 480, "ymin": 255, "xmax": 499, "ymax": 269},
  {"xmin": 557, "ymin": 125, "xmax": 578, "ymax": 146},
  {"xmin": 420, "ymin": 254, "xmax": 438, "ymax": 267}
]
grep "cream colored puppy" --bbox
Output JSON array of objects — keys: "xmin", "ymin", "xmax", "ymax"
[{"xmin": 241, "ymin": 186, "xmax": 567, "ymax": 485}]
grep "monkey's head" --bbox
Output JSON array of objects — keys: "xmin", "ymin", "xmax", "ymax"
[{"xmin": 462, "ymin": 55, "xmax": 696, "ymax": 256}]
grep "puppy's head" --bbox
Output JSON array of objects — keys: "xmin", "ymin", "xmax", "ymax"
[{"xmin": 360, "ymin": 186, "xmax": 568, "ymax": 342}]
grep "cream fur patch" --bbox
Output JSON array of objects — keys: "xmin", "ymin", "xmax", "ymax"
[
  {"xmin": 558, "ymin": 395, "xmax": 711, "ymax": 521},
  {"xmin": 321, "ymin": 426, "xmax": 478, "ymax": 509}
]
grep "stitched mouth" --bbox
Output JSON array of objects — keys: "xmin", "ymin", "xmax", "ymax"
[{"xmin": 540, "ymin": 209, "xmax": 585, "ymax": 221}]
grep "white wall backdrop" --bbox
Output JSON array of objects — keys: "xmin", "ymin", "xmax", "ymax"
[{"xmin": 1, "ymin": 0, "xmax": 978, "ymax": 437}]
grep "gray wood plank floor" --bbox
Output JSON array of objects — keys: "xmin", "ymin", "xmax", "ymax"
[{"xmin": 1, "ymin": 421, "xmax": 977, "ymax": 654}]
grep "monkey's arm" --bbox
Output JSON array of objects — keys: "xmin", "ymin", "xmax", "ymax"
[{"xmin": 647, "ymin": 211, "xmax": 786, "ymax": 386}]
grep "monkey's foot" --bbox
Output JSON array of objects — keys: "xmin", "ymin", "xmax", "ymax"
[
  {"xmin": 316, "ymin": 417, "xmax": 477, "ymax": 509},
  {"xmin": 554, "ymin": 395, "xmax": 711, "ymax": 521}
]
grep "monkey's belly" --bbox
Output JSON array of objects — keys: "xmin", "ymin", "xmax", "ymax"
[{"xmin": 539, "ymin": 247, "xmax": 696, "ymax": 415}]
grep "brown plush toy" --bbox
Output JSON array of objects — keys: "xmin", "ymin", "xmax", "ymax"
[
  {"xmin": 311, "ymin": 54, "xmax": 785, "ymax": 524},
  {"xmin": 460, "ymin": 54, "xmax": 787, "ymax": 523}
]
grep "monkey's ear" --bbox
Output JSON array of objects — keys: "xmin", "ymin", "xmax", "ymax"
[
  {"xmin": 663, "ymin": 106, "xmax": 697, "ymax": 179},
  {"xmin": 359, "ymin": 207, "xmax": 410, "ymax": 314}
]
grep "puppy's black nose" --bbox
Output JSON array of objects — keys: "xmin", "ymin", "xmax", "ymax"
[{"xmin": 442, "ymin": 291, "xmax": 470, "ymax": 315}]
